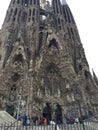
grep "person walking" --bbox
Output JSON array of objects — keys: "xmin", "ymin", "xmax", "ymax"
[{"xmin": 22, "ymin": 113, "xmax": 27, "ymax": 126}]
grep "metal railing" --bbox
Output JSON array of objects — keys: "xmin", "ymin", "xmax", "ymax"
[
  {"xmin": 0, "ymin": 123, "xmax": 98, "ymax": 130},
  {"xmin": 0, "ymin": 117, "xmax": 98, "ymax": 130}
]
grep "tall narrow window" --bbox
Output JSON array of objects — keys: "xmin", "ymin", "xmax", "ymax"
[
  {"xmin": 74, "ymin": 29, "xmax": 80, "ymax": 42},
  {"xmin": 56, "ymin": 0, "xmax": 59, "ymax": 14},
  {"xmin": 67, "ymin": 27, "xmax": 71, "ymax": 39},
  {"xmin": 28, "ymin": 9, "xmax": 31, "ymax": 22},
  {"xmin": 13, "ymin": 8, "xmax": 18, "ymax": 21},
  {"xmin": 7, "ymin": 8, "xmax": 13, "ymax": 22},
  {"xmin": 17, "ymin": 0, "xmax": 20, "ymax": 4},
  {"xmin": 37, "ymin": 0, "xmax": 39, "ymax": 5},
  {"xmin": 34, "ymin": 0, "xmax": 36, "ymax": 5},
  {"xmin": 66, "ymin": 7, "xmax": 71, "ymax": 23},
  {"xmin": 38, "ymin": 32, "xmax": 43, "ymax": 52},
  {"xmin": 71, "ymin": 28, "xmax": 75, "ymax": 40},
  {"xmin": 0, "ymin": 55, "xmax": 1, "ymax": 61},
  {"xmin": 30, "ymin": 0, "xmax": 32, "ymax": 5},
  {"xmin": 85, "ymin": 71, "xmax": 90, "ymax": 79},
  {"xmin": 24, "ymin": 0, "xmax": 28, "ymax": 6},
  {"xmin": 33, "ymin": 9, "xmax": 35, "ymax": 15},
  {"xmin": 58, "ymin": 18, "xmax": 60, "ymax": 25},
  {"xmin": 29, "ymin": 9, "xmax": 31, "ymax": 16},
  {"xmin": 17, "ymin": 10, "xmax": 21, "ymax": 22},
  {"xmin": 21, "ymin": 12, "xmax": 27, "ymax": 22},
  {"xmin": 21, "ymin": 0, "xmax": 23, "ymax": 5},
  {"xmin": 63, "ymin": 7, "xmax": 68, "ymax": 22},
  {"xmin": 13, "ymin": 0, "xmax": 15, "ymax": 4},
  {"xmin": 14, "ymin": 8, "xmax": 18, "ymax": 16},
  {"xmin": 59, "ymin": 4, "xmax": 62, "ymax": 14},
  {"xmin": 69, "ymin": 9, "xmax": 75, "ymax": 24}
]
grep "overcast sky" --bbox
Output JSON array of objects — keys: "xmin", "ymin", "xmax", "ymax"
[{"xmin": 0, "ymin": 0, "xmax": 98, "ymax": 76}]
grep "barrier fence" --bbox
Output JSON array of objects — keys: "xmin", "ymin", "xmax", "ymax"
[{"xmin": 0, "ymin": 119, "xmax": 98, "ymax": 130}]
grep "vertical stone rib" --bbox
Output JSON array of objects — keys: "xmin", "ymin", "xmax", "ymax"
[{"xmin": 52, "ymin": 0, "xmax": 65, "ymax": 31}]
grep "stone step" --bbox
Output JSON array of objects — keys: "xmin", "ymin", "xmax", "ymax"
[{"xmin": 0, "ymin": 111, "xmax": 16, "ymax": 124}]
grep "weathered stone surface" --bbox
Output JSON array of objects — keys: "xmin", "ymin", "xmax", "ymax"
[{"xmin": 0, "ymin": 0, "xmax": 98, "ymax": 117}]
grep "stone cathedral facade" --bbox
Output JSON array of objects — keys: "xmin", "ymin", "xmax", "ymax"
[{"xmin": 0, "ymin": 0, "xmax": 98, "ymax": 116}]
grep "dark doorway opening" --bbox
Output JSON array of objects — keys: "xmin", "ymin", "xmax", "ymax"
[{"xmin": 6, "ymin": 105, "xmax": 14, "ymax": 116}]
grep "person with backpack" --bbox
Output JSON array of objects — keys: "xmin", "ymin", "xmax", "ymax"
[{"xmin": 22, "ymin": 113, "xmax": 27, "ymax": 126}]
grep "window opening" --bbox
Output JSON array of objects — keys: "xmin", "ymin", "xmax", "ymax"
[
  {"xmin": 0, "ymin": 55, "xmax": 1, "ymax": 60},
  {"xmin": 46, "ymin": 63, "xmax": 58, "ymax": 75},
  {"xmin": 34, "ymin": 0, "xmax": 36, "ymax": 5},
  {"xmin": 21, "ymin": 0, "xmax": 23, "ymax": 5},
  {"xmin": 12, "ymin": 73, "xmax": 20, "ymax": 82},
  {"xmin": 17, "ymin": 0, "xmax": 20, "ymax": 4},
  {"xmin": 17, "ymin": 10, "xmax": 21, "ymax": 22},
  {"xmin": 58, "ymin": 18, "xmax": 60, "ymax": 24},
  {"xmin": 13, "ymin": 0, "xmax": 15, "ymax": 4},
  {"xmin": 24, "ymin": 0, "xmax": 28, "ymax": 6},
  {"xmin": 6, "ymin": 105, "xmax": 14, "ymax": 116},
  {"xmin": 13, "ymin": 8, "xmax": 18, "ymax": 21},
  {"xmin": 21, "ymin": 12, "xmax": 27, "ymax": 22},
  {"xmin": 37, "ymin": 0, "xmax": 39, "ymax": 5},
  {"xmin": 79, "ymin": 64, "xmax": 82, "ymax": 71},
  {"xmin": 14, "ymin": 8, "xmax": 18, "ymax": 16},
  {"xmin": 7, "ymin": 8, "xmax": 13, "ymax": 22},
  {"xmin": 29, "ymin": 9, "xmax": 31, "ymax": 16},
  {"xmin": 30, "ymin": 0, "xmax": 32, "ymax": 5},
  {"xmin": 85, "ymin": 71, "xmax": 90, "ymax": 79},
  {"xmin": 63, "ymin": 7, "xmax": 68, "ymax": 22},
  {"xmin": 56, "ymin": 0, "xmax": 59, "ymax": 13},
  {"xmin": 32, "ymin": 17, "xmax": 35, "ymax": 21},
  {"xmin": 48, "ymin": 39, "xmax": 58, "ymax": 49},
  {"xmin": 67, "ymin": 27, "xmax": 71, "ymax": 39},
  {"xmin": 60, "ymin": 5, "xmax": 62, "ymax": 14},
  {"xmin": 66, "ymin": 7, "xmax": 71, "ymax": 23},
  {"xmin": 39, "ymin": 32, "xmax": 43, "ymax": 49},
  {"xmin": 71, "ymin": 28, "xmax": 75, "ymax": 40},
  {"xmin": 13, "ymin": 53, "xmax": 24, "ymax": 65},
  {"xmin": 33, "ymin": 9, "xmax": 35, "ymax": 16},
  {"xmin": 10, "ymin": 84, "xmax": 16, "ymax": 91}
]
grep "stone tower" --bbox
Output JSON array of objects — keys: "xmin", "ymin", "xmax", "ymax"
[{"xmin": 0, "ymin": 0, "xmax": 98, "ymax": 116}]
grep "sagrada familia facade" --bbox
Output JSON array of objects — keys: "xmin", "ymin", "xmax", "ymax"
[{"xmin": 0, "ymin": 0, "xmax": 98, "ymax": 117}]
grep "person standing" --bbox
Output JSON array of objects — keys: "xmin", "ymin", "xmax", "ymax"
[
  {"xmin": 43, "ymin": 102, "xmax": 52, "ymax": 124},
  {"xmin": 55, "ymin": 104, "xmax": 63, "ymax": 124},
  {"xmin": 22, "ymin": 113, "xmax": 27, "ymax": 126}
]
